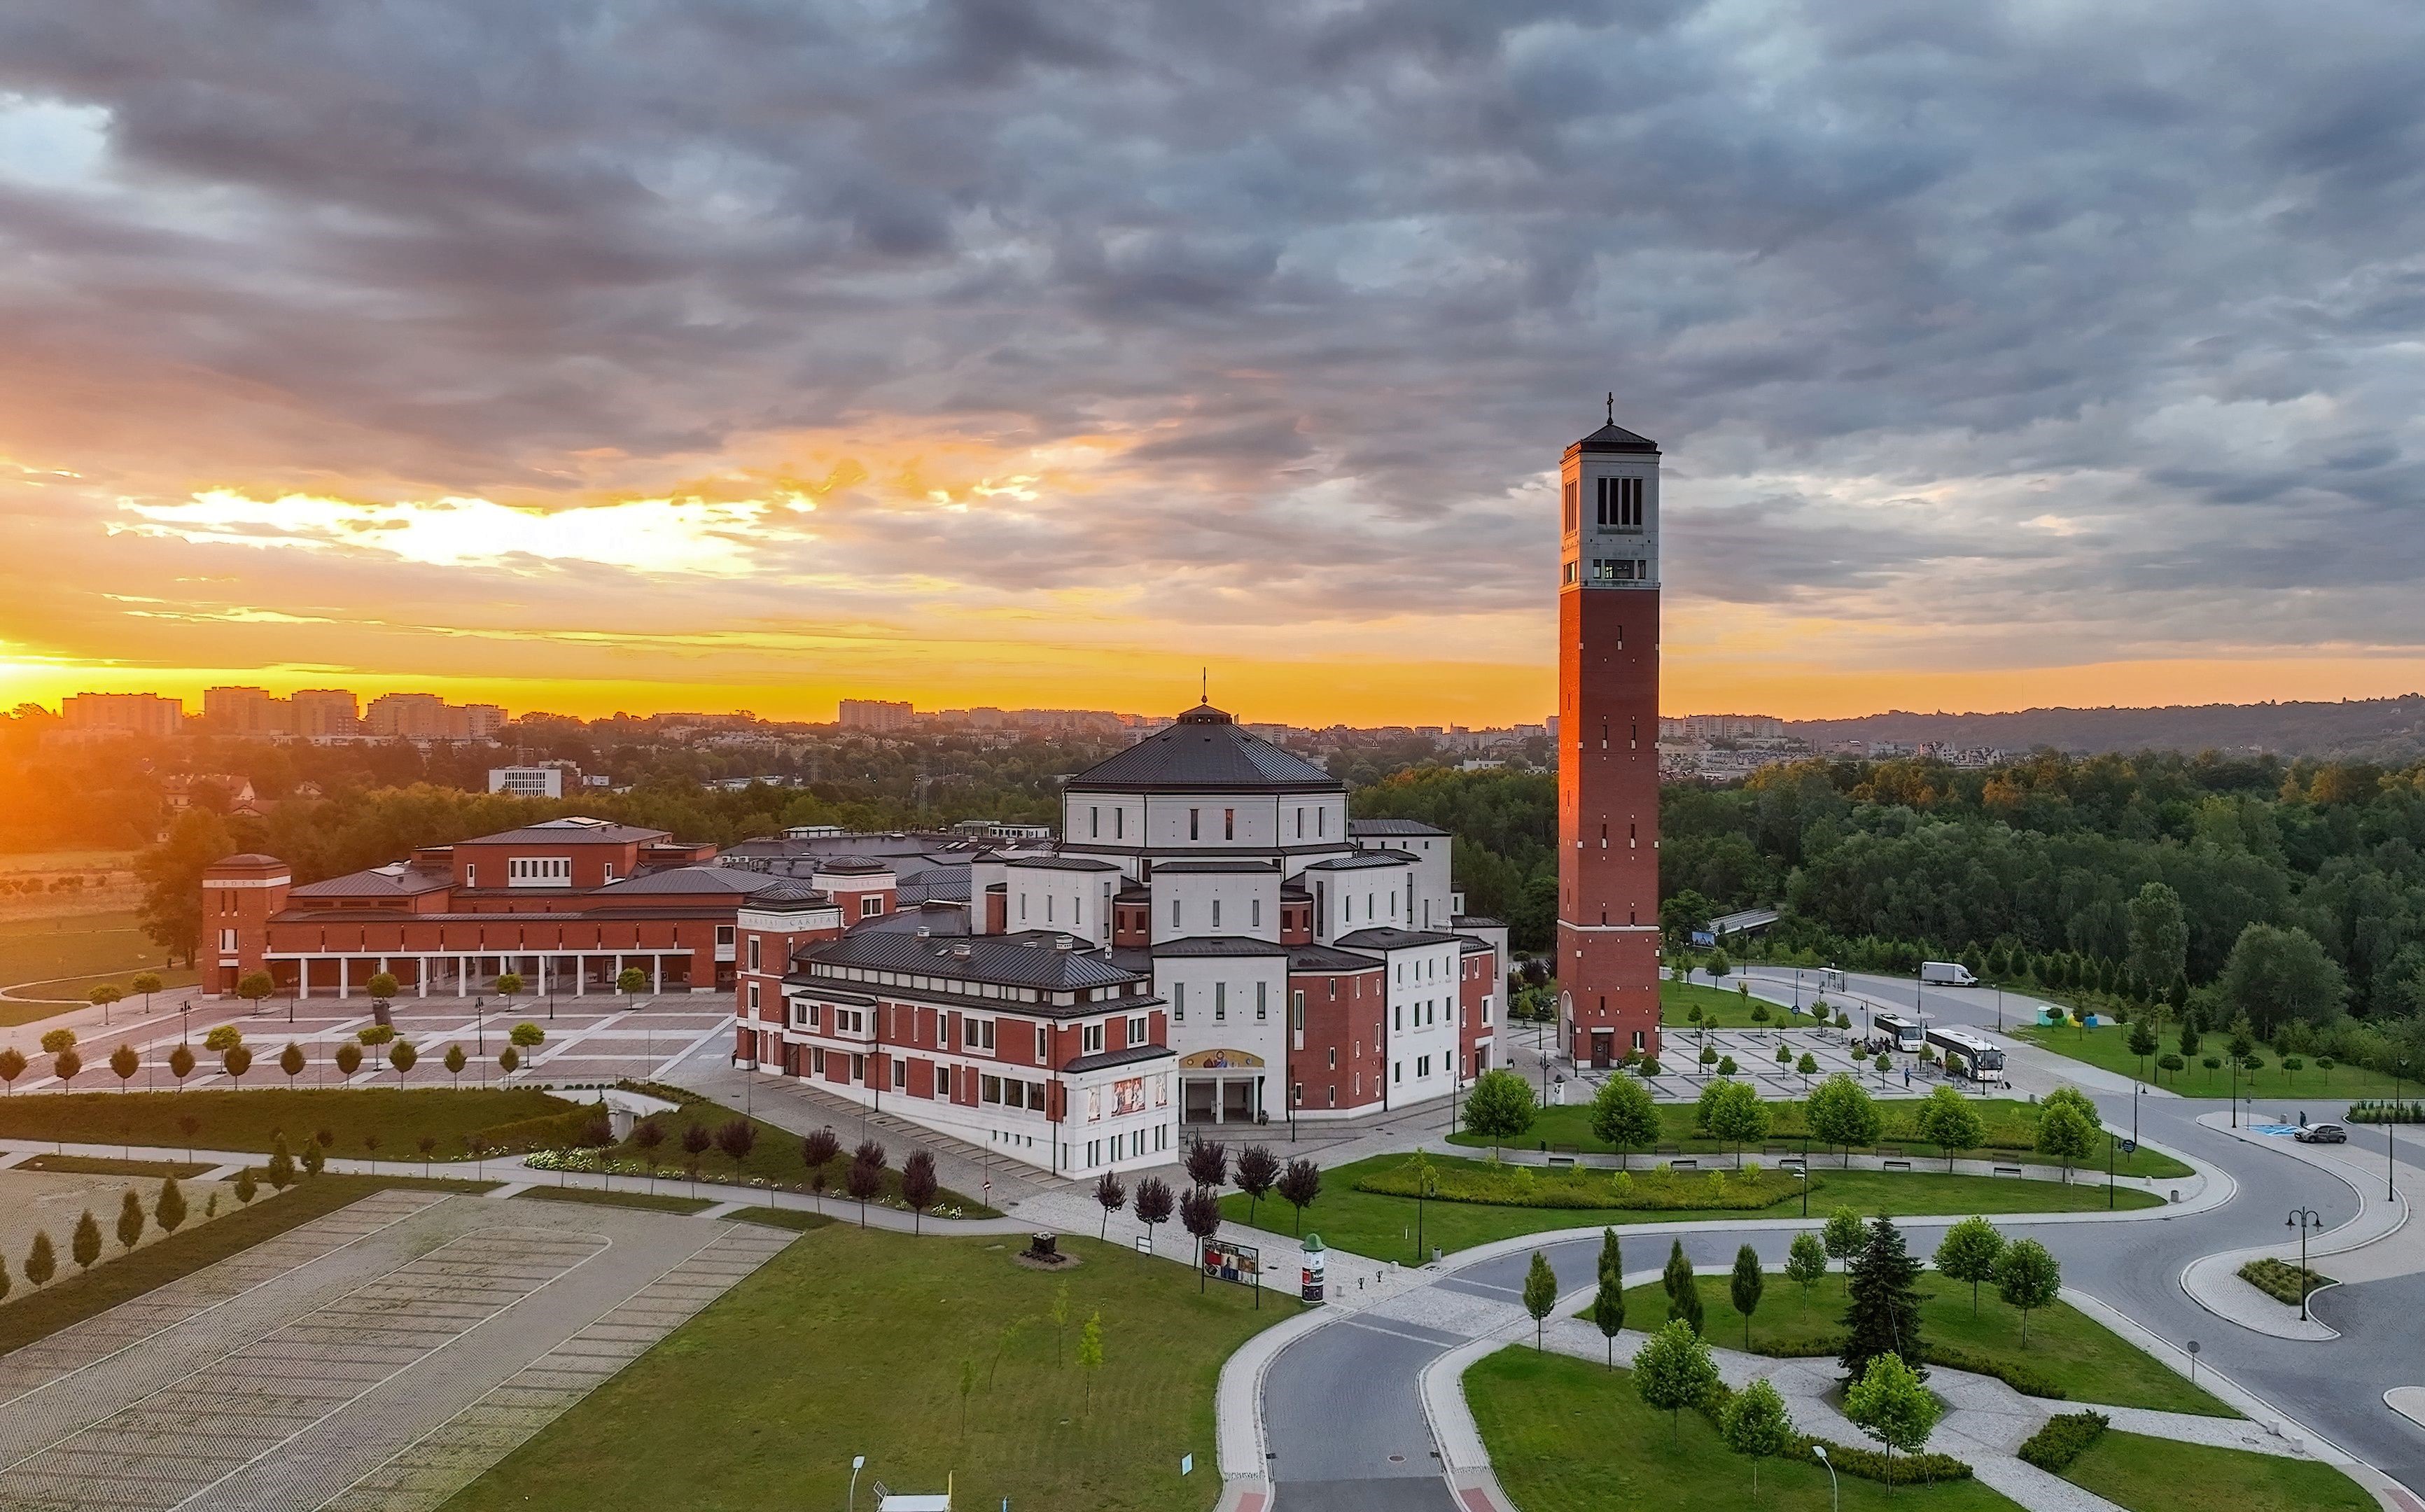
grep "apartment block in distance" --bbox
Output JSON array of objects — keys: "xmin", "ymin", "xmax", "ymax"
[
  {"xmin": 62, "ymin": 692, "xmax": 185, "ymax": 736},
  {"xmin": 838, "ymin": 698, "xmax": 914, "ymax": 732},
  {"xmin": 364, "ymin": 693, "xmax": 507, "ymax": 740}
]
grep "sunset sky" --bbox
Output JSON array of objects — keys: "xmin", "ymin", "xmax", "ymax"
[{"xmin": 4, "ymin": 2, "xmax": 2424, "ymax": 727}]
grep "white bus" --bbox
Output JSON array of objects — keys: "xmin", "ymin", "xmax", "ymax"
[
  {"xmin": 1927, "ymin": 1026, "xmax": 2006, "ymax": 1084},
  {"xmin": 1872, "ymin": 1012, "xmax": 1924, "ymax": 1054}
]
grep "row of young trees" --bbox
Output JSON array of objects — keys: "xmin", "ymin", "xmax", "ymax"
[
  {"xmin": 0, "ymin": 1017, "xmax": 550, "ymax": 1096},
  {"xmin": 1462, "ymin": 1063, "xmax": 2109, "ymax": 1180}
]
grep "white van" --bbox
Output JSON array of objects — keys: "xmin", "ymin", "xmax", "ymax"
[{"xmin": 1920, "ymin": 960, "xmax": 1977, "ymax": 987}]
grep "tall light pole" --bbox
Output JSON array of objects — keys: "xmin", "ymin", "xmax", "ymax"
[
  {"xmin": 1813, "ymin": 1442, "xmax": 1839, "ymax": 1512},
  {"xmin": 847, "ymin": 1454, "xmax": 867, "ymax": 1512},
  {"xmin": 2286, "ymin": 1206, "xmax": 2323, "ymax": 1322},
  {"xmin": 2394, "ymin": 1060, "xmax": 2410, "ymax": 1203}
]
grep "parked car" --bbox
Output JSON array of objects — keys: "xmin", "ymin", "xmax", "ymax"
[{"xmin": 2295, "ymin": 1123, "xmax": 2348, "ymax": 1144}]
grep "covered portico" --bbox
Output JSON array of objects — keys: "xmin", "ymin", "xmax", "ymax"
[{"xmin": 1176, "ymin": 1047, "xmax": 1265, "ymax": 1125}]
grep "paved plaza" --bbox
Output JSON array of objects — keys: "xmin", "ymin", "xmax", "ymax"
[
  {"xmin": 3, "ymin": 990, "xmax": 735, "ymax": 1093},
  {"xmin": 0, "ymin": 1187, "xmax": 794, "ymax": 1511}
]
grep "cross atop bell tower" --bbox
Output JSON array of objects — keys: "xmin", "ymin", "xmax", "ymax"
[{"xmin": 1556, "ymin": 409, "xmax": 1663, "ymax": 1069}]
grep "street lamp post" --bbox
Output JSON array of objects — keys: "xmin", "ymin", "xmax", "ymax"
[
  {"xmin": 2394, "ymin": 1061, "xmax": 2410, "ymax": 1203},
  {"xmin": 2286, "ymin": 1206, "xmax": 2324, "ymax": 1321},
  {"xmin": 846, "ymin": 1454, "xmax": 867, "ymax": 1512},
  {"xmin": 1813, "ymin": 1442, "xmax": 1840, "ymax": 1512}
]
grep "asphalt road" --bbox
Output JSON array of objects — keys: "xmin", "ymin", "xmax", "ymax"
[{"xmin": 1261, "ymin": 968, "xmax": 2425, "ymax": 1508}]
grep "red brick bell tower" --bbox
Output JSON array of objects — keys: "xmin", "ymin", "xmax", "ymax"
[{"xmin": 1556, "ymin": 403, "xmax": 1663, "ymax": 1068}]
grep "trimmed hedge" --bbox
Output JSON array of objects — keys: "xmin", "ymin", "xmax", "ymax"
[
  {"xmin": 1789, "ymin": 1437, "xmax": 1973, "ymax": 1485},
  {"xmin": 1924, "ymin": 1343, "xmax": 2067, "ymax": 1401},
  {"xmin": 2018, "ymin": 1410, "xmax": 2109, "ymax": 1471},
  {"xmin": 1699, "ymin": 1378, "xmax": 1974, "ymax": 1485},
  {"xmin": 1357, "ymin": 1161, "xmax": 1799, "ymax": 1212}
]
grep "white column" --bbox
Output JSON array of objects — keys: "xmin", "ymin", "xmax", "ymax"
[
  {"xmin": 575, "ymin": 955, "xmax": 587, "ymax": 997},
  {"xmin": 418, "ymin": 958, "xmax": 428, "ymax": 997},
  {"xmin": 338, "ymin": 957, "xmax": 349, "ymax": 1000},
  {"xmin": 537, "ymin": 956, "xmax": 547, "ymax": 996},
  {"xmin": 653, "ymin": 955, "xmax": 663, "ymax": 995},
  {"xmin": 298, "ymin": 959, "xmax": 309, "ymax": 1000}
]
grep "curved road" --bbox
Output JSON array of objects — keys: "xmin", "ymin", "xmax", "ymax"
[{"xmin": 1260, "ymin": 969, "xmax": 2422, "ymax": 1509}]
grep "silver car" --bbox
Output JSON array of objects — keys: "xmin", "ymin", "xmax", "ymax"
[{"xmin": 2295, "ymin": 1123, "xmax": 2348, "ymax": 1144}]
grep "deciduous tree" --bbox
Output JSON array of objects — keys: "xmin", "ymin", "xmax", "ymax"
[
  {"xmin": 1633, "ymin": 1320, "xmax": 1719, "ymax": 1444},
  {"xmin": 1785, "ymin": 1232, "xmax": 1829, "ymax": 1296},
  {"xmin": 1934, "ymin": 1217, "xmax": 2006, "ymax": 1315},
  {"xmin": 1463, "ymin": 1069, "xmax": 1536, "ymax": 1156},
  {"xmin": 1234, "ymin": 1144, "xmax": 1279, "ymax": 1224},
  {"xmin": 1591, "ymin": 1228, "xmax": 1626, "ymax": 1367},
  {"xmin": 1588, "ymin": 1074, "xmax": 1659, "ymax": 1168},
  {"xmin": 1807, "ymin": 1074, "xmax": 1881, "ymax": 1166},
  {"xmin": 1093, "ymin": 1170, "xmax": 1127, "ymax": 1238},
  {"xmin": 1721, "ymin": 1377, "xmax": 1797, "ymax": 1500},
  {"xmin": 1914, "ymin": 1085, "xmax": 1983, "ymax": 1172},
  {"xmin": 1997, "ymin": 1238, "xmax": 2062, "ymax": 1343},
  {"xmin": 1845, "ymin": 1352, "xmax": 1941, "ymax": 1491},
  {"xmin": 901, "ymin": 1149, "xmax": 939, "ymax": 1233},
  {"xmin": 1276, "ymin": 1158, "xmax": 1321, "ymax": 1235},
  {"xmin": 1730, "ymin": 1243, "xmax": 1766, "ymax": 1350}
]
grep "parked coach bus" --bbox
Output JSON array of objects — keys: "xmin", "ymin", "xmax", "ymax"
[
  {"xmin": 1927, "ymin": 1026, "xmax": 2006, "ymax": 1084},
  {"xmin": 1872, "ymin": 1012, "xmax": 1925, "ymax": 1054}
]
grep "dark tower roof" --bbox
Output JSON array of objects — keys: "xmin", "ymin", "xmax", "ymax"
[
  {"xmin": 1566, "ymin": 421, "xmax": 1660, "ymax": 458},
  {"xmin": 1065, "ymin": 703, "xmax": 1342, "ymax": 794}
]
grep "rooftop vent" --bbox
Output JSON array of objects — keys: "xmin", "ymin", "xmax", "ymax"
[
  {"xmin": 953, "ymin": 943, "xmax": 972, "ymax": 959},
  {"xmin": 1054, "ymin": 934, "xmax": 1075, "ymax": 951}
]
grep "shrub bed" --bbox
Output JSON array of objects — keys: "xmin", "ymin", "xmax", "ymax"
[
  {"xmin": 2344, "ymin": 1100, "xmax": 2424, "ymax": 1124},
  {"xmin": 2018, "ymin": 1410, "xmax": 2109, "ymax": 1471},
  {"xmin": 1700, "ymin": 1378, "xmax": 1973, "ymax": 1484},
  {"xmin": 1355, "ymin": 1160, "xmax": 1799, "ymax": 1211},
  {"xmin": 2238, "ymin": 1257, "xmax": 2330, "ymax": 1306}
]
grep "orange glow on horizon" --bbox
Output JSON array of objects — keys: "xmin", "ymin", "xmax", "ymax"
[{"xmin": 8, "ymin": 652, "xmax": 2424, "ymax": 729}]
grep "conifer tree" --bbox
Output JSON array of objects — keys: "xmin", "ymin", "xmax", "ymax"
[{"xmin": 1839, "ymin": 1214, "xmax": 1927, "ymax": 1386}]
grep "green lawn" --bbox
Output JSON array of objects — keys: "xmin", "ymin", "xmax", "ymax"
[
  {"xmin": 0, "ymin": 1172, "xmax": 492, "ymax": 1355},
  {"xmin": 1661, "ymin": 978, "xmax": 1803, "ymax": 1028},
  {"xmin": 727, "ymin": 1205, "xmax": 835, "ymax": 1232},
  {"xmin": 1222, "ymin": 1152, "xmax": 2155, "ymax": 1261},
  {"xmin": 1622, "ymin": 1272, "xmax": 2232, "ymax": 1415},
  {"xmin": 0, "ymin": 910, "xmax": 190, "ymax": 1010},
  {"xmin": 1451, "ymin": 1096, "xmax": 2194, "ymax": 1180},
  {"xmin": 1467, "ymin": 1345, "xmax": 2021, "ymax": 1512},
  {"xmin": 2060, "ymin": 1429, "xmax": 2374, "ymax": 1512},
  {"xmin": 0, "ymin": 1086, "xmax": 589, "ymax": 1161},
  {"xmin": 440, "ymin": 1226, "xmax": 1294, "ymax": 1512},
  {"xmin": 540, "ymin": 1089, "xmax": 995, "ymax": 1217},
  {"xmin": 20, "ymin": 1152, "xmax": 210, "ymax": 1179},
  {"xmin": 513, "ymin": 1186, "xmax": 714, "ymax": 1214},
  {"xmin": 2015, "ymin": 1024, "xmax": 2405, "ymax": 1100}
]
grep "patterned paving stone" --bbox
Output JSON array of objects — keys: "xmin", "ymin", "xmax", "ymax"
[{"xmin": 0, "ymin": 1193, "xmax": 796, "ymax": 1512}]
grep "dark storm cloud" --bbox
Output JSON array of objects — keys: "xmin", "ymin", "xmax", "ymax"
[{"xmin": 1, "ymin": 0, "xmax": 2423, "ymax": 660}]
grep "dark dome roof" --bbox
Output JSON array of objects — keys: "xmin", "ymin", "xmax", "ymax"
[
  {"xmin": 1567, "ymin": 421, "xmax": 1659, "ymax": 456},
  {"xmin": 746, "ymin": 879, "xmax": 832, "ymax": 909},
  {"xmin": 1065, "ymin": 704, "xmax": 1341, "ymax": 794}
]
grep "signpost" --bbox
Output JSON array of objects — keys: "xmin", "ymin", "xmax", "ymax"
[{"xmin": 1202, "ymin": 1236, "xmax": 1263, "ymax": 1308}]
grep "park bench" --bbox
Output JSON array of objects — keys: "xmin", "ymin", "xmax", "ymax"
[
  {"xmin": 1668, "ymin": 1157, "xmax": 1698, "ymax": 1170},
  {"xmin": 1654, "ymin": 1143, "xmax": 1681, "ymax": 1155},
  {"xmin": 1882, "ymin": 1159, "xmax": 1912, "ymax": 1172},
  {"xmin": 1993, "ymin": 1165, "xmax": 2024, "ymax": 1177}
]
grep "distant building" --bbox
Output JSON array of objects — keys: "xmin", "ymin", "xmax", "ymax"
[
  {"xmin": 291, "ymin": 689, "xmax": 359, "ymax": 737},
  {"xmin": 62, "ymin": 692, "xmax": 183, "ymax": 737},
  {"xmin": 365, "ymin": 693, "xmax": 507, "ymax": 741},
  {"xmin": 1661, "ymin": 713, "xmax": 1787, "ymax": 743},
  {"xmin": 488, "ymin": 765, "xmax": 580, "ymax": 798},
  {"xmin": 838, "ymin": 698, "xmax": 914, "ymax": 732}
]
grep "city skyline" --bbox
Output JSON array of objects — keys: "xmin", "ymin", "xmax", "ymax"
[{"xmin": 6, "ymin": 5, "xmax": 2425, "ymax": 727}]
